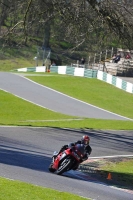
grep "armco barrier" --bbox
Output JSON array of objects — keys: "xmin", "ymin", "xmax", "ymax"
[
  {"xmin": 15, "ymin": 66, "xmax": 46, "ymax": 72},
  {"xmin": 97, "ymin": 70, "xmax": 133, "ymax": 94},
  {"xmin": 14, "ymin": 66, "xmax": 97, "ymax": 78},
  {"xmin": 50, "ymin": 66, "xmax": 97, "ymax": 78},
  {"xmin": 15, "ymin": 66, "xmax": 97, "ymax": 78}
]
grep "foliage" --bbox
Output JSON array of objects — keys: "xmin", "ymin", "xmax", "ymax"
[{"xmin": 0, "ymin": 0, "xmax": 133, "ymax": 52}]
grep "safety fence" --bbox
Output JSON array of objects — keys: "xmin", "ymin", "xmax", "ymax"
[
  {"xmin": 97, "ymin": 71, "xmax": 133, "ymax": 94},
  {"xmin": 50, "ymin": 66, "xmax": 97, "ymax": 78},
  {"xmin": 15, "ymin": 66, "xmax": 97, "ymax": 78},
  {"xmin": 16, "ymin": 66, "xmax": 46, "ymax": 72},
  {"xmin": 14, "ymin": 65, "xmax": 133, "ymax": 94}
]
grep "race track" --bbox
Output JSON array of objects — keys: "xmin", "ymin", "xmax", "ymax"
[
  {"xmin": 0, "ymin": 127, "xmax": 133, "ymax": 200},
  {"xmin": 0, "ymin": 72, "xmax": 131, "ymax": 120},
  {"xmin": 0, "ymin": 72, "xmax": 133, "ymax": 200}
]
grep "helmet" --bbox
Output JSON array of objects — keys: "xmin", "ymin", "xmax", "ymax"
[{"xmin": 81, "ymin": 135, "xmax": 90, "ymax": 145}]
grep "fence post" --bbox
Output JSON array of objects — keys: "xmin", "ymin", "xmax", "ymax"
[
  {"xmin": 93, "ymin": 53, "xmax": 96, "ymax": 68},
  {"xmin": 111, "ymin": 47, "xmax": 113, "ymax": 59},
  {"xmin": 77, "ymin": 60, "xmax": 79, "ymax": 67},
  {"xmin": 88, "ymin": 56, "xmax": 90, "ymax": 68},
  {"xmin": 99, "ymin": 52, "xmax": 102, "ymax": 70},
  {"xmin": 105, "ymin": 49, "xmax": 107, "ymax": 61}
]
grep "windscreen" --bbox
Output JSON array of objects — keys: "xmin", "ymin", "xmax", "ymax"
[{"xmin": 75, "ymin": 144, "xmax": 85, "ymax": 155}]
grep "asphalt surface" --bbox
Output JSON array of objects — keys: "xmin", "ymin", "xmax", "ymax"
[
  {"xmin": 0, "ymin": 72, "xmax": 131, "ymax": 120},
  {"xmin": 0, "ymin": 127, "xmax": 133, "ymax": 200}
]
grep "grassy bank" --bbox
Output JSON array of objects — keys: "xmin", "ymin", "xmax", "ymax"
[
  {"xmin": 81, "ymin": 158, "xmax": 133, "ymax": 189},
  {"xmin": 100, "ymin": 158, "xmax": 133, "ymax": 188},
  {"xmin": 0, "ymin": 88, "xmax": 133, "ymax": 129},
  {"xmin": 101, "ymin": 158, "xmax": 133, "ymax": 174},
  {"xmin": 0, "ymin": 46, "xmax": 37, "ymax": 71},
  {"xmin": 27, "ymin": 74, "xmax": 133, "ymax": 119}
]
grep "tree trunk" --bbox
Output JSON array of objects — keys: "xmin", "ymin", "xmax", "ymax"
[{"xmin": 43, "ymin": 21, "xmax": 51, "ymax": 48}]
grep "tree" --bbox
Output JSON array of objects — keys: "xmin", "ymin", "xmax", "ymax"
[{"xmin": 1, "ymin": 0, "xmax": 133, "ymax": 49}]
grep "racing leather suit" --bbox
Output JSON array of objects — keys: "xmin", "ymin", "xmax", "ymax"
[{"xmin": 58, "ymin": 140, "xmax": 92, "ymax": 167}]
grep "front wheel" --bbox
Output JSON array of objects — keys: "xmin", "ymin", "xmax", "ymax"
[
  {"xmin": 56, "ymin": 158, "xmax": 72, "ymax": 175},
  {"xmin": 49, "ymin": 163, "xmax": 56, "ymax": 173}
]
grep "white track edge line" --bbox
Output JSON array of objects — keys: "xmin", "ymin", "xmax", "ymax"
[{"xmin": 16, "ymin": 74, "xmax": 133, "ymax": 121}]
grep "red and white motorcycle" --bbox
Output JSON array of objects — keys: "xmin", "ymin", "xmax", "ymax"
[{"xmin": 49, "ymin": 144, "xmax": 86, "ymax": 175}]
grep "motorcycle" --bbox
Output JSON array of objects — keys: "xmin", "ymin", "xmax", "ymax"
[{"xmin": 49, "ymin": 143, "xmax": 86, "ymax": 175}]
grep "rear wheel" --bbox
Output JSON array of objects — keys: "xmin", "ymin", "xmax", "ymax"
[{"xmin": 56, "ymin": 158, "xmax": 72, "ymax": 175}]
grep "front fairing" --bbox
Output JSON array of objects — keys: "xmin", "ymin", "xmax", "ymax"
[
  {"xmin": 52, "ymin": 151, "xmax": 68, "ymax": 170},
  {"xmin": 72, "ymin": 144, "xmax": 86, "ymax": 161}
]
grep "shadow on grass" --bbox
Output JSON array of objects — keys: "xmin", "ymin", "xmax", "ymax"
[
  {"xmin": 98, "ymin": 170, "xmax": 133, "ymax": 190},
  {"xmin": 79, "ymin": 163, "xmax": 133, "ymax": 190}
]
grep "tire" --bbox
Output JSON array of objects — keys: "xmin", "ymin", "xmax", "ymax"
[
  {"xmin": 49, "ymin": 163, "xmax": 56, "ymax": 173},
  {"xmin": 56, "ymin": 158, "xmax": 72, "ymax": 175}
]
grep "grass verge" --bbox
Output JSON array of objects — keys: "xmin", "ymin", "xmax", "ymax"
[
  {"xmin": 0, "ymin": 177, "xmax": 88, "ymax": 200},
  {"xmin": 99, "ymin": 158, "xmax": 133, "ymax": 189},
  {"xmin": 80, "ymin": 158, "xmax": 133, "ymax": 189},
  {"xmin": 0, "ymin": 73, "xmax": 133, "ymax": 129},
  {"xmin": 26, "ymin": 74, "xmax": 133, "ymax": 119},
  {"xmin": 0, "ymin": 89, "xmax": 133, "ymax": 129}
]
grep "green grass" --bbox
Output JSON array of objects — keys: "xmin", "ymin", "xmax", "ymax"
[
  {"xmin": 99, "ymin": 159, "xmax": 133, "ymax": 187},
  {"xmin": 0, "ymin": 89, "xmax": 77, "ymax": 125},
  {"xmin": 0, "ymin": 72, "xmax": 133, "ymax": 197},
  {"xmin": 0, "ymin": 88, "xmax": 133, "ymax": 129},
  {"xmin": 0, "ymin": 53, "xmax": 36, "ymax": 71},
  {"xmin": 101, "ymin": 159, "xmax": 133, "ymax": 174},
  {"xmin": 0, "ymin": 73, "xmax": 133, "ymax": 129},
  {"xmin": 0, "ymin": 177, "xmax": 88, "ymax": 200},
  {"xmin": 27, "ymin": 74, "xmax": 133, "ymax": 119},
  {"xmin": 0, "ymin": 45, "xmax": 37, "ymax": 71},
  {"xmin": 0, "ymin": 58, "xmax": 34, "ymax": 71}
]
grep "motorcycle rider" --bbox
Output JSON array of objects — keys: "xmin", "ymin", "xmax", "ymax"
[{"xmin": 53, "ymin": 135, "xmax": 92, "ymax": 170}]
